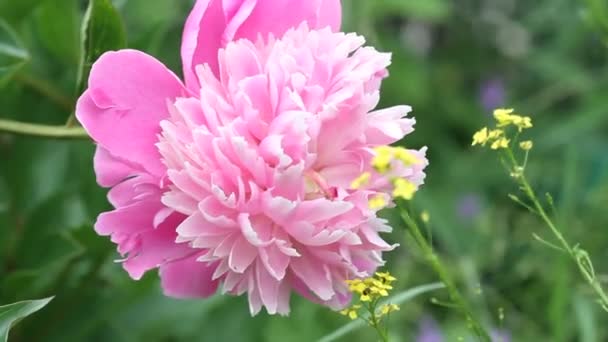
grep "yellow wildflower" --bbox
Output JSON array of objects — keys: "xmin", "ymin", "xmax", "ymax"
[
  {"xmin": 375, "ymin": 272, "xmax": 397, "ymax": 285},
  {"xmin": 488, "ymin": 129, "xmax": 504, "ymax": 139},
  {"xmin": 378, "ymin": 303, "xmax": 400, "ymax": 317},
  {"xmin": 490, "ymin": 137, "xmax": 509, "ymax": 150},
  {"xmin": 393, "ymin": 147, "xmax": 418, "ymax": 166},
  {"xmin": 421, "ymin": 210, "xmax": 430, "ymax": 223},
  {"xmin": 472, "ymin": 127, "xmax": 489, "ymax": 146},
  {"xmin": 519, "ymin": 140, "xmax": 533, "ymax": 151},
  {"xmin": 372, "ymin": 146, "xmax": 393, "ymax": 173},
  {"xmin": 360, "ymin": 288, "xmax": 372, "ymax": 302},
  {"xmin": 392, "ymin": 178, "xmax": 416, "ymax": 200},
  {"xmin": 346, "ymin": 279, "xmax": 367, "ymax": 294},
  {"xmin": 367, "ymin": 279, "xmax": 390, "ymax": 297},
  {"xmin": 493, "ymin": 108, "xmax": 515, "ymax": 126},
  {"xmin": 350, "ymin": 172, "xmax": 371, "ymax": 189},
  {"xmin": 368, "ymin": 194, "xmax": 387, "ymax": 209},
  {"xmin": 493, "ymin": 108, "xmax": 532, "ymax": 131},
  {"xmin": 512, "ymin": 116, "xmax": 533, "ymax": 131},
  {"xmin": 340, "ymin": 305, "xmax": 361, "ymax": 320}
]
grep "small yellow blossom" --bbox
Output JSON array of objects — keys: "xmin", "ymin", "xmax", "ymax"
[
  {"xmin": 472, "ymin": 127, "xmax": 489, "ymax": 146},
  {"xmin": 392, "ymin": 178, "xmax": 417, "ymax": 200},
  {"xmin": 393, "ymin": 147, "xmax": 418, "ymax": 166},
  {"xmin": 372, "ymin": 146, "xmax": 393, "ymax": 173},
  {"xmin": 360, "ymin": 289, "xmax": 372, "ymax": 302},
  {"xmin": 350, "ymin": 172, "xmax": 371, "ymax": 189},
  {"xmin": 488, "ymin": 129, "xmax": 504, "ymax": 139},
  {"xmin": 375, "ymin": 272, "xmax": 397, "ymax": 285},
  {"xmin": 512, "ymin": 116, "xmax": 533, "ymax": 131},
  {"xmin": 493, "ymin": 108, "xmax": 515, "ymax": 125},
  {"xmin": 368, "ymin": 279, "xmax": 390, "ymax": 296},
  {"xmin": 420, "ymin": 211, "xmax": 430, "ymax": 223},
  {"xmin": 368, "ymin": 194, "xmax": 387, "ymax": 209},
  {"xmin": 340, "ymin": 305, "xmax": 361, "ymax": 320},
  {"xmin": 519, "ymin": 140, "xmax": 533, "ymax": 151},
  {"xmin": 346, "ymin": 279, "xmax": 366, "ymax": 294},
  {"xmin": 493, "ymin": 108, "xmax": 532, "ymax": 131},
  {"xmin": 378, "ymin": 303, "xmax": 400, "ymax": 317},
  {"xmin": 345, "ymin": 272, "xmax": 398, "ymax": 303},
  {"xmin": 490, "ymin": 137, "xmax": 510, "ymax": 150}
]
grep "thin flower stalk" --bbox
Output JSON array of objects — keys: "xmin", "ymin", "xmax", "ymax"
[{"xmin": 474, "ymin": 108, "xmax": 608, "ymax": 312}]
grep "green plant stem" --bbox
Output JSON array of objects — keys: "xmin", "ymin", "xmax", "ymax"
[
  {"xmin": 399, "ymin": 208, "xmax": 492, "ymax": 342},
  {"xmin": 65, "ymin": 114, "xmax": 78, "ymax": 127},
  {"xmin": 368, "ymin": 300, "xmax": 388, "ymax": 342},
  {"xmin": 505, "ymin": 148, "xmax": 608, "ymax": 310},
  {"xmin": 0, "ymin": 119, "xmax": 88, "ymax": 139}
]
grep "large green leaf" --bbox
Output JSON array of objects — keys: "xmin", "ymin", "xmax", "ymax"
[
  {"xmin": 0, "ymin": 297, "xmax": 53, "ymax": 342},
  {"xmin": 0, "ymin": 0, "xmax": 41, "ymax": 23},
  {"xmin": 34, "ymin": 0, "xmax": 80, "ymax": 64},
  {"xmin": 75, "ymin": 0, "xmax": 127, "ymax": 96},
  {"xmin": 0, "ymin": 19, "xmax": 29, "ymax": 86}
]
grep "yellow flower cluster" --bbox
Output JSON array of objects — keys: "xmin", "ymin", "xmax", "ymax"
[
  {"xmin": 371, "ymin": 146, "xmax": 419, "ymax": 173},
  {"xmin": 368, "ymin": 194, "xmax": 387, "ymax": 209},
  {"xmin": 392, "ymin": 178, "xmax": 417, "ymax": 200},
  {"xmin": 350, "ymin": 145, "xmax": 421, "ymax": 209},
  {"xmin": 471, "ymin": 127, "xmax": 510, "ymax": 150},
  {"xmin": 519, "ymin": 140, "xmax": 533, "ymax": 151},
  {"xmin": 493, "ymin": 108, "xmax": 533, "ymax": 131},
  {"xmin": 345, "ymin": 272, "xmax": 397, "ymax": 302},
  {"xmin": 377, "ymin": 303, "xmax": 400, "ymax": 317},
  {"xmin": 341, "ymin": 272, "xmax": 400, "ymax": 322},
  {"xmin": 340, "ymin": 304, "xmax": 361, "ymax": 320},
  {"xmin": 350, "ymin": 172, "xmax": 371, "ymax": 189},
  {"xmin": 472, "ymin": 108, "xmax": 534, "ymax": 150}
]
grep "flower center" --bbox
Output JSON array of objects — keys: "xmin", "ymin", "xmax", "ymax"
[{"xmin": 304, "ymin": 170, "xmax": 337, "ymax": 200}]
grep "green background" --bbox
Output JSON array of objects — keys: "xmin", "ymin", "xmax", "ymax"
[{"xmin": 1, "ymin": 0, "xmax": 608, "ymax": 341}]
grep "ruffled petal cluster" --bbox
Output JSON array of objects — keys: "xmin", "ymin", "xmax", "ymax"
[{"xmin": 76, "ymin": 0, "xmax": 427, "ymax": 315}]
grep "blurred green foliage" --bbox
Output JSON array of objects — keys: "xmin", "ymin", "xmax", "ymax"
[{"xmin": 1, "ymin": 0, "xmax": 608, "ymax": 341}]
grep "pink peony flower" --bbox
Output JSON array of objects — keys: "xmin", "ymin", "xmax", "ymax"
[{"xmin": 76, "ymin": 0, "xmax": 427, "ymax": 315}]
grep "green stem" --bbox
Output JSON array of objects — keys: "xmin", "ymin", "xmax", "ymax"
[
  {"xmin": 399, "ymin": 208, "xmax": 492, "ymax": 342},
  {"xmin": 0, "ymin": 119, "xmax": 89, "ymax": 139},
  {"xmin": 368, "ymin": 301, "xmax": 388, "ymax": 342},
  {"xmin": 505, "ymin": 148, "xmax": 608, "ymax": 310}
]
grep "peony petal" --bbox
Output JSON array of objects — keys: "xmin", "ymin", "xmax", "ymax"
[
  {"xmin": 123, "ymin": 213, "xmax": 191, "ymax": 279},
  {"xmin": 95, "ymin": 198, "xmax": 163, "ymax": 237},
  {"xmin": 290, "ymin": 249, "xmax": 334, "ymax": 300},
  {"xmin": 181, "ymin": 0, "xmax": 227, "ymax": 90},
  {"xmin": 229, "ymin": 237, "xmax": 258, "ymax": 273},
  {"xmin": 255, "ymin": 260, "xmax": 281, "ymax": 314},
  {"xmin": 76, "ymin": 50, "xmax": 186, "ymax": 178},
  {"xmin": 160, "ymin": 254, "xmax": 219, "ymax": 298},
  {"xmin": 259, "ymin": 245, "xmax": 290, "ymax": 281},
  {"xmin": 365, "ymin": 105, "xmax": 415, "ymax": 145},
  {"xmin": 233, "ymin": 0, "xmax": 342, "ymax": 43},
  {"xmin": 181, "ymin": 0, "xmax": 341, "ymax": 90},
  {"xmin": 93, "ymin": 146, "xmax": 138, "ymax": 188}
]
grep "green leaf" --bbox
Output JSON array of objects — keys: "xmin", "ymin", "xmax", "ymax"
[
  {"xmin": 0, "ymin": 0, "xmax": 41, "ymax": 23},
  {"xmin": 317, "ymin": 282, "xmax": 445, "ymax": 342},
  {"xmin": 0, "ymin": 297, "xmax": 53, "ymax": 342},
  {"xmin": 34, "ymin": 0, "xmax": 80, "ymax": 64},
  {"xmin": 0, "ymin": 19, "xmax": 29, "ymax": 86},
  {"xmin": 75, "ymin": 0, "xmax": 127, "ymax": 96}
]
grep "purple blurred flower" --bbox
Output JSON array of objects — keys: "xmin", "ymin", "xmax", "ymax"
[
  {"xmin": 491, "ymin": 329, "xmax": 511, "ymax": 342},
  {"xmin": 416, "ymin": 317, "xmax": 444, "ymax": 342},
  {"xmin": 479, "ymin": 78, "xmax": 505, "ymax": 112},
  {"xmin": 457, "ymin": 193, "xmax": 482, "ymax": 220}
]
